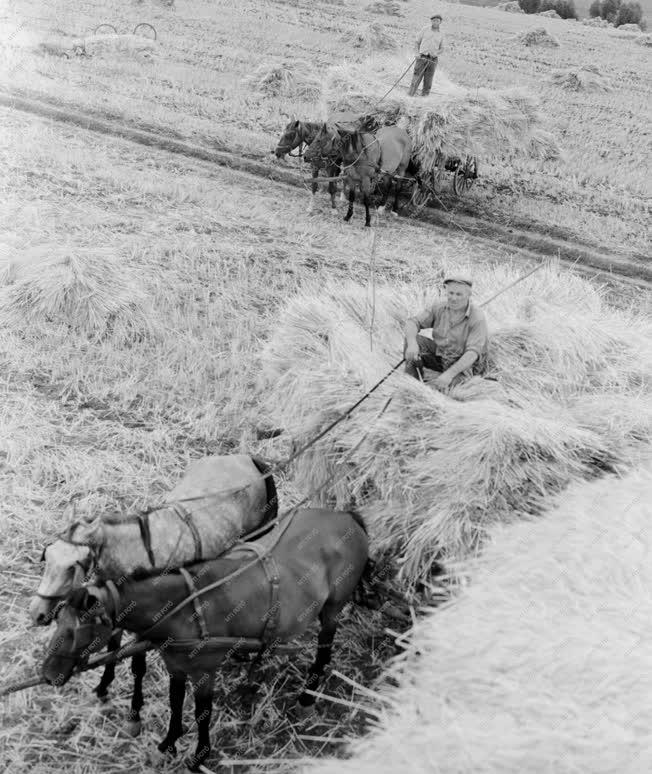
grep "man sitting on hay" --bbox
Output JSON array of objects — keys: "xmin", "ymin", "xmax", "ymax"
[{"xmin": 404, "ymin": 274, "xmax": 488, "ymax": 391}]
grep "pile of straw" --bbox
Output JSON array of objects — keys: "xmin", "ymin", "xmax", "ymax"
[
  {"xmin": 514, "ymin": 27, "xmax": 560, "ymax": 46},
  {"xmin": 302, "ymin": 466, "xmax": 652, "ymax": 774},
  {"xmin": 550, "ymin": 66, "xmax": 611, "ymax": 92},
  {"xmin": 342, "ymin": 23, "xmax": 397, "ymax": 52},
  {"xmin": 259, "ymin": 263, "xmax": 651, "ymax": 583},
  {"xmin": 365, "ymin": 0, "xmax": 403, "ymax": 15},
  {"xmin": 538, "ymin": 8, "xmax": 561, "ymax": 17},
  {"xmin": 321, "ymin": 61, "xmax": 560, "ymax": 162},
  {"xmin": 0, "ymin": 247, "xmax": 155, "ymax": 342},
  {"xmin": 247, "ymin": 61, "xmax": 322, "ymax": 100},
  {"xmin": 581, "ymin": 17, "xmax": 613, "ymax": 27},
  {"xmin": 497, "ymin": 1, "xmax": 525, "ymax": 12},
  {"xmin": 636, "ymin": 34, "xmax": 652, "ymax": 46}
]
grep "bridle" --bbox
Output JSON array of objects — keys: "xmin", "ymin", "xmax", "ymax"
[
  {"xmin": 276, "ymin": 122, "xmax": 309, "ymax": 158},
  {"xmin": 36, "ymin": 526, "xmax": 98, "ymax": 604}
]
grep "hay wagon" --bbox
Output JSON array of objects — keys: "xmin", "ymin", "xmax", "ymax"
[{"xmin": 407, "ymin": 152, "xmax": 479, "ymax": 211}]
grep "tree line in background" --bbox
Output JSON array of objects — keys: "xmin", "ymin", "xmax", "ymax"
[
  {"xmin": 517, "ymin": 0, "xmax": 646, "ymax": 24},
  {"xmin": 589, "ymin": 0, "xmax": 646, "ymax": 27}
]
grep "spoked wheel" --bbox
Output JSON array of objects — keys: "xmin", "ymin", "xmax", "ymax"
[
  {"xmin": 409, "ymin": 172, "xmax": 436, "ymax": 212},
  {"xmin": 452, "ymin": 156, "xmax": 478, "ymax": 197},
  {"xmin": 93, "ymin": 24, "xmax": 117, "ymax": 35},
  {"xmin": 133, "ymin": 23, "xmax": 157, "ymax": 40}
]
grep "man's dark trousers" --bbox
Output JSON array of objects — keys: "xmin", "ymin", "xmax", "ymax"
[{"xmin": 408, "ymin": 55, "xmax": 437, "ymax": 97}]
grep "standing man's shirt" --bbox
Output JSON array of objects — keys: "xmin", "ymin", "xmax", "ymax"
[
  {"xmin": 408, "ymin": 299, "xmax": 488, "ymax": 370},
  {"xmin": 416, "ymin": 25, "xmax": 444, "ymax": 57}
]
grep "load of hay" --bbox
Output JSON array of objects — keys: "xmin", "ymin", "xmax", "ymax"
[
  {"xmin": 550, "ymin": 66, "xmax": 611, "ymax": 91},
  {"xmin": 301, "ymin": 465, "xmax": 652, "ymax": 774},
  {"xmin": 38, "ymin": 33, "xmax": 157, "ymax": 59},
  {"xmin": 538, "ymin": 8, "xmax": 561, "ymax": 17},
  {"xmin": 514, "ymin": 26, "xmax": 560, "ymax": 46},
  {"xmin": 321, "ymin": 60, "xmax": 561, "ymax": 167},
  {"xmin": 0, "ymin": 247, "xmax": 155, "ymax": 342},
  {"xmin": 246, "ymin": 60, "xmax": 322, "ymax": 100},
  {"xmin": 259, "ymin": 262, "xmax": 651, "ymax": 584},
  {"xmin": 322, "ymin": 62, "xmax": 561, "ymax": 172}
]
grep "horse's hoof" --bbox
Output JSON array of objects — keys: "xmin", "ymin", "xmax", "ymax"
[
  {"xmin": 157, "ymin": 739, "xmax": 177, "ymax": 756},
  {"xmin": 94, "ymin": 688, "xmax": 109, "ymax": 704},
  {"xmin": 124, "ymin": 719, "xmax": 142, "ymax": 737}
]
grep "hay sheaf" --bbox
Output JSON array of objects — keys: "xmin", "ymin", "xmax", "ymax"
[
  {"xmin": 38, "ymin": 33, "xmax": 157, "ymax": 59},
  {"xmin": 342, "ymin": 22, "xmax": 397, "ymax": 52},
  {"xmin": 321, "ymin": 61, "xmax": 558, "ymax": 162},
  {"xmin": 497, "ymin": 1, "xmax": 525, "ymax": 11},
  {"xmin": 259, "ymin": 264, "xmax": 651, "ymax": 583},
  {"xmin": 550, "ymin": 66, "xmax": 612, "ymax": 92},
  {"xmin": 246, "ymin": 60, "xmax": 322, "ymax": 99},
  {"xmin": 514, "ymin": 26, "xmax": 560, "ymax": 46},
  {"xmin": 0, "ymin": 248, "xmax": 155, "ymax": 342},
  {"xmin": 302, "ymin": 466, "xmax": 652, "ymax": 774},
  {"xmin": 365, "ymin": 0, "xmax": 403, "ymax": 15}
]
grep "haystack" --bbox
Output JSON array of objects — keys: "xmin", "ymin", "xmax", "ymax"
[
  {"xmin": 0, "ymin": 247, "xmax": 155, "ymax": 342},
  {"xmin": 582, "ymin": 17, "xmax": 613, "ymax": 26},
  {"xmin": 247, "ymin": 60, "xmax": 322, "ymax": 100},
  {"xmin": 302, "ymin": 466, "xmax": 652, "ymax": 774},
  {"xmin": 258, "ymin": 263, "xmax": 651, "ymax": 583},
  {"xmin": 514, "ymin": 26, "xmax": 560, "ymax": 46},
  {"xmin": 320, "ymin": 61, "xmax": 558, "ymax": 163},
  {"xmin": 609, "ymin": 29, "xmax": 643, "ymax": 39},
  {"xmin": 550, "ymin": 66, "xmax": 611, "ymax": 92},
  {"xmin": 538, "ymin": 8, "xmax": 561, "ymax": 17},
  {"xmin": 342, "ymin": 23, "xmax": 397, "ymax": 52},
  {"xmin": 497, "ymin": 1, "xmax": 525, "ymax": 12},
  {"xmin": 635, "ymin": 33, "xmax": 652, "ymax": 46},
  {"xmin": 365, "ymin": 0, "xmax": 403, "ymax": 15}
]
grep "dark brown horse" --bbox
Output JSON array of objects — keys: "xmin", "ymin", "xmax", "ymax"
[
  {"xmin": 305, "ymin": 123, "xmax": 412, "ymax": 227},
  {"xmin": 274, "ymin": 113, "xmax": 359, "ymax": 213},
  {"xmin": 42, "ymin": 508, "xmax": 369, "ymax": 772}
]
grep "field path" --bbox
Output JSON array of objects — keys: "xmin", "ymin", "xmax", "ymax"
[{"xmin": 3, "ymin": 87, "xmax": 651, "ymax": 289}]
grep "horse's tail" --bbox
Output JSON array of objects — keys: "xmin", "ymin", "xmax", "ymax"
[{"xmin": 250, "ymin": 456, "xmax": 279, "ymax": 523}]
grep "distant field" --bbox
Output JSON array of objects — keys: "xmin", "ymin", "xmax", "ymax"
[
  {"xmin": 462, "ymin": 0, "xmax": 652, "ymax": 18},
  {"xmin": 1, "ymin": 0, "xmax": 650, "ymax": 258}
]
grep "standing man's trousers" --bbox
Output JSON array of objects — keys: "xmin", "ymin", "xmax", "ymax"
[{"xmin": 408, "ymin": 55, "xmax": 437, "ymax": 97}]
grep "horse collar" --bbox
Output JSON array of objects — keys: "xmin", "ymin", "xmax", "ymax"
[{"xmin": 103, "ymin": 579, "xmax": 122, "ymax": 627}]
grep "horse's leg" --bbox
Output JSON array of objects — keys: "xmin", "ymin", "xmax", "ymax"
[
  {"xmin": 376, "ymin": 175, "xmax": 391, "ymax": 215},
  {"xmin": 158, "ymin": 674, "xmax": 186, "ymax": 756},
  {"xmin": 125, "ymin": 651, "xmax": 147, "ymax": 737},
  {"xmin": 328, "ymin": 166, "xmax": 338, "ymax": 210},
  {"xmin": 185, "ymin": 669, "xmax": 217, "ymax": 773},
  {"xmin": 307, "ymin": 167, "xmax": 319, "ymax": 213},
  {"xmin": 344, "ymin": 187, "xmax": 355, "ymax": 222},
  {"xmin": 296, "ymin": 604, "xmax": 340, "ymax": 711},
  {"xmin": 93, "ymin": 629, "xmax": 122, "ymax": 702},
  {"xmin": 362, "ymin": 179, "xmax": 372, "ymax": 228}
]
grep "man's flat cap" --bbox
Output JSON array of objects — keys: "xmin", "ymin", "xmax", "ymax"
[
  {"xmin": 430, "ymin": 13, "xmax": 443, "ymax": 20},
  {"xmin": 443, "ymin": 273, "xmax": 472, "ymax": 287}
]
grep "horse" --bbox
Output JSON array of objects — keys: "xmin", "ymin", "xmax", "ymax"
[
  {"xmin": 305, "ymin": 123, "xmax": 412, "ymax": 227},
  {"xmin": 42, "ymin": 507, "xmax": 369, "ymax": 772},
  {"xmin": 30, "ymin": 454, "xmax": 277, "ymax": 735},
  {"xmin": 274, "ymin": 113, "xmax": 359, "ymax": 213}
]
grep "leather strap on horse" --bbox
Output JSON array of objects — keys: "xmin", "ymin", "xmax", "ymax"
[
  {"xmin": 171, "ymin": 502, "xmax": 203, "ymax": 562},
  {"xmin": 259, "ymin": 553, "xmax": 281, "ymax": 644},
  {"xmin": 104, "ymin": 579, "xmax": 122, "ymax": 623},
  {"xmin": 179, "ymin": 567, "xmax": 209, "ymax": 640},
  {"xmin": 137, "ymin": 512, "xmax": 156, "ymax": 567}
]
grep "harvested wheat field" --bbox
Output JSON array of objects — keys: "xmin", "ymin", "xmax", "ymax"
[
  {"xmin": 302, "ymin": 465, "xmax": 652, "ymax": 774},
  {"xmin": 1, "ymin": 0, "xmax": 651, "ymax": 772}
]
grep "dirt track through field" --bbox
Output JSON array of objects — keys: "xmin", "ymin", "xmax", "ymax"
[{"xmin": 3, "ymin": 87, "xmax": 651, "ymax": 290}]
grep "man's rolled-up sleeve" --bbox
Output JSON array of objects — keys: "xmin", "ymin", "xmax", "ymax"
[
  {"xmin": 408, "ymin": 306, "xmax": 435, "ymax": 331},
  {"xmin": 465, "ymin": 316, "xmax": 488, "ymax": 357}
]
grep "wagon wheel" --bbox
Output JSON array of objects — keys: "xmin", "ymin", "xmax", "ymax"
[
  {"xmin": 409, "ymin": 171, "xmax": 436, "ymax": 212},
  {"xmin": 452, "ymin": 156, "xmax": 478, "ymax": 197},
  {"xmin": 93, "ymin": 24, "xmax": 117, "ymax": 35},
  {"xmin": 133, "ymin": 23, "xmax": 157, "ymax": 41}
]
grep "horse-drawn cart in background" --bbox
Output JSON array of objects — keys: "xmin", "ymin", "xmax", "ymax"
[{"xmin": 408, "ymin": 152, "xmax": 479, "ymax": 211}]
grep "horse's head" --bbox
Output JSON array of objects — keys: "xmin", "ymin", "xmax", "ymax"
[
  {"xmin": 41, "ymin": 586, "xmax": 113, "ymax": 687},
  {"xmin": 274, "ymin": 117, "xmax": 303, "ymax": 159},
  {"xmin": 29, "ymin": 520, "xmax": 100, "ymax": 626},
  {"xmin": 304, "ymin": 123, "xmax": 340, "ymax": 165}
]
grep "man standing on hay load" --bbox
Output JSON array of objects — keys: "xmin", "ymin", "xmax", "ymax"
[
  {"xmin": 408, "ymin": 13, "xmax": 444, "ymax": 97},
  {"xmin": 404, "ymin": 274, "xmax": 489, "ymax": 390}
]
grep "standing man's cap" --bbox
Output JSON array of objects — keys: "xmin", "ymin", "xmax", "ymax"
[
  {"xmin": 430, "ymin": 13, "xmax": 443, "ymax": 20},
  {"xmin": 443, "ymin": 273, "xmax": 472, "ymax": 287}
]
